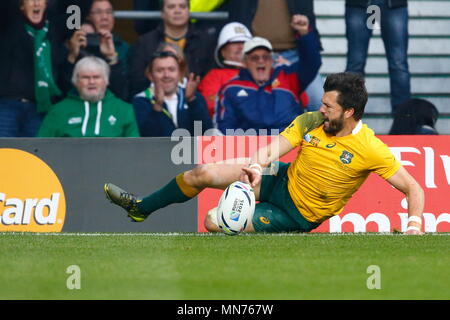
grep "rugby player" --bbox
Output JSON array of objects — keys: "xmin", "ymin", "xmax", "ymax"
[{"xmin": 104, "ymin": 72, "xmax": 424, "ymax": 235}]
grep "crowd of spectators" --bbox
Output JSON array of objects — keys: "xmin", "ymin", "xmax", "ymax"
[
  {"xmin": 0, "ymin": 0, "xmax": 439, "ymax": 138},
  {"xmin": 216, "ymin": 15, "xmax": 321, "ymax": 134}
]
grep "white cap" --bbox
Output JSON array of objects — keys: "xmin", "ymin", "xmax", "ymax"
[
  {"xmin": 214, "ymin": 22, "xmax": 252, "ymax": 68},
  {"xmin": 243, "ymin": 36, "xmax": 273, "ymax": 55}
]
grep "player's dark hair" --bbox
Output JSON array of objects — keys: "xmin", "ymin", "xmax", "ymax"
[{"xmin": 323, "ymin": 72, "xmax": 368, "ymax": 121}]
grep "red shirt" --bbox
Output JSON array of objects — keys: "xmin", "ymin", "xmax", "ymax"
[{"xmin": 198, "ymin": 68, "xmax": 240, "ymax": 117}]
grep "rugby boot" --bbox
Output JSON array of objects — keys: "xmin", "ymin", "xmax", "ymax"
[{"xmin": 104, "ymin": 183, "xmax": 147, "ymax": 222}]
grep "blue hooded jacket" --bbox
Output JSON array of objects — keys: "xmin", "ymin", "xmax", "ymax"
[
  {"xmin": 216, "ymin": 31, "xmax": 321, "ymax": 135},
  {"xmin": 132, "ymin": 85, "xmax": 213, "ymax": 137}
]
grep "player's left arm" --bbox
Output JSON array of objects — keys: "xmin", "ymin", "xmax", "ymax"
[{"xmin": 386, "ymin": 166, "xmax": 425, "ymax": 235}]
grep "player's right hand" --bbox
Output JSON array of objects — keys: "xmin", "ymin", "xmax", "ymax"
[{"xmin": 240, "ymin": 166, "xmax": 262, "ymax": 188}]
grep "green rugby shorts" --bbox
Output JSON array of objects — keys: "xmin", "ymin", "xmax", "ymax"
[{"xmin": 252, "ymin": 162, "xmax": 320, "ymax": 233}]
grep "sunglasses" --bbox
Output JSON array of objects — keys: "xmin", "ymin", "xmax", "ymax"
[{"xmin": 246, "ymin": 54, "xmax": 272, "ymax": 63}]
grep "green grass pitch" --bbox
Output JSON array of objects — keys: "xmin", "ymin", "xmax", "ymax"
[{"xmin": 0, "ymin": 233, "xmax": 448, "ymax": 300}]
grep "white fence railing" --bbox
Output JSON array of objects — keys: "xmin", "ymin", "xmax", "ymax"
[{"xmin": 114, "ymin": 11, "xmax": 229, "ymax": 20}]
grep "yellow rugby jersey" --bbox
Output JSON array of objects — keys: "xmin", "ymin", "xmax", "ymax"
[{"xmin": 280, "ymin": 118, "xmax": 401, "ymax": 223}]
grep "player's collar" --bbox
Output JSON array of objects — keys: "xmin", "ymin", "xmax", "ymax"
[{"xmin": 352, "ymin": 120, "xmax": 363, "ymax": 135}]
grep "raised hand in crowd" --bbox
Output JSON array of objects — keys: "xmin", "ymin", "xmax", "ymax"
[
  {"xmin": 67, "ymin": 29, "xmax": 118, "ymax": 65},
  {"xmin": 274, "ymin": 55, "xmax": 292, "ymax": 67},
  {"xmin": 98, "ymin": 30, "xmax": 118, "ymax": 65},
  {"xmin": 290, "ymin": 14, "xmax": 310, "ymax": 36},
  {"xmin": 185, "ymin": 73, "xmax": 201, "ymax": 102},
  {"xmin": 67, "ymin": 30, "xmax": 87, "ymax": 64},
  {"xmin": 152, "ymin": 79, "xmax": 166, "ymax": 112}
]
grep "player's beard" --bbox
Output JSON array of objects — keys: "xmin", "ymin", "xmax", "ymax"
[{"xmin": 323, "ymin": 112, "xmax": 345, "ymax": 136}]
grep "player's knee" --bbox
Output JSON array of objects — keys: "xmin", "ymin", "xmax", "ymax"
[
  {"xmin": 188, "ymin": 165, "xmax": 217, "ymax": 187},
  {"xmin": 204, "ymin": 208, "xmax": 220, "ymax": 232},
  {"xmin": 204, "ymin": 217, "xmax": 219, "ymax": 232}
]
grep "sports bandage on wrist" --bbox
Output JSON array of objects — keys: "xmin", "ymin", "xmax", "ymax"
[
  {"xmin": 408, "ymin": 216, "xmax": 422, "ymax": 225},
  {"xmin": 406, "ymin": 225, "xmax": 421, "ymax": 232},
  {"xmin": 249, "ymin": 163, "xmax": 263, "ymax": 174}
]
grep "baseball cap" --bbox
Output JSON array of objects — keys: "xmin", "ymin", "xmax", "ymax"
[
  {"xmin": 214, "ymin": 22, "xmax": 252, "ymax": 67},
  {"xmin": 243, "ymin": 37, "xmax": 273, "ymax": 55}
]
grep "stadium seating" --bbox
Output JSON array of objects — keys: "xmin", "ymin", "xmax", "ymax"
[
  {"xmin": 113, "ymin": 0, "xmax": 449, "ymax": 134},
  {"xmin": 315, "ymin": 0, "xmax": 450, "ymax": 134}
]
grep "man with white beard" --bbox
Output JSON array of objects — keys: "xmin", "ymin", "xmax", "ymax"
[{"xmin": 38, "ymin": 56, "xmax": 139, "ymax": 137}]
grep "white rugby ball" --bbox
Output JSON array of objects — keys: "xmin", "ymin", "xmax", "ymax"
[{"xmin": 216, "ymin": 181, "xmax": 256, "ymax": 236}]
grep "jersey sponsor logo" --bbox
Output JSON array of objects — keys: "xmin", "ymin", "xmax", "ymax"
[
  {"xmin": 237, "ymin": 89, "xmax": 248, "ymax": 97},
  {"xmin": 326, "ymin": 142, "xmax": 336, "ymax": 148},
  {"xmin": 303, "ymin": 134, "xmax": 321, "ymax": 147},
  {"xmin": 304, "ymin": 133, "xmax": 311, "ymax": 142},
  {"xmin": 108, "ymin": 115, "xmax": 117, "ymax": 126},
  {"xmin": 271, "ymin": 79, "xmax": 280, "ymax": 88},
  {"xmin": 234, "ymin": 25, "xmax": 247, "ymax": 35},
  {"xmin": 311, "ymin": 136, "xmax": 321, "ymax": 147},
  {"xmin": 259, "ymin": 216, "xmax": 270, "ymax": 225},
  {"xmin": 68, "ymin": 117, "xmax": 82, "ymax": 125},
  {"xmin": 37, "ymin": 81, "xmax": 49, "ymax": 88},
  {"xmin": 0, "ymin": 149, "xmax": 66, "ymax": 232},
  {"xmin": 284, "ymin": 122, "xmax": 295, "ymax": 134},
  {"xmin": 340, "ymin": 150, "xmax": 354, "ymax": 164}
]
